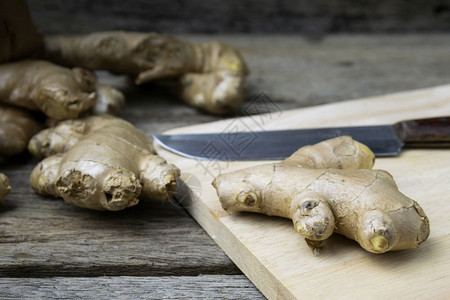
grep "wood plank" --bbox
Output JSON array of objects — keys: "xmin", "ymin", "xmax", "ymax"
[
  {"xmin": 154, "ymin": 85, "xmax": 450, "ymax": 299},
  {"xmin": 27, "ymin": 1, "xmax": 450, "ymax": 34},
  {"xmin": 0, "ymin": 275, "xmax": 264, "ymax": 299},
  {"xmin": 0, "ymin": 155, "xmax": 239, "ymax": 277}
]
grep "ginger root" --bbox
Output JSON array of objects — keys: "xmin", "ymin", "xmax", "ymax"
[
  {"xmin": 44, "ymin": 32, "xmax": 248, "ymax": 114},
  {"xmin": 213, "ymin": 136, "xmax": 430, "ymax": 254},
  {"xmin": 0, "ymin": 60, "xmax": 97, "ymax": 120},
  {"xmin": 29, "ymin": 116, "xmax": 180, "ymax": 211},
  {"xmin": 92, "ymin": 84, "xmax": 125, "ymax": 116},
  {"xmin": 0, "ymin": 173, "xmax": 11, "ymax": 202},
  {"xmin": 1, "ymin": 2, "xmax": 124, "ymax": 119},
  {"xmin": 0, "ymin": 104, "xmax": 43, "ymax": 156}
]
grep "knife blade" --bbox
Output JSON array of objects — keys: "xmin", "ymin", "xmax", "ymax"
[{"xmin": 153, "ymin": 117, "xmax": 450, "ymax": 161}]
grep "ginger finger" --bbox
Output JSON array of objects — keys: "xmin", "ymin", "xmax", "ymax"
[
  {"xmin": 0, "ymin": 60, "xmax": 96, "ymax": 120},
  {"xmin": 0, "ymin": 104, "xmax": 43, "ymax": 156},
  {"xmin": 44, "ymin": 84, "xmax": 126, "ymax": 128},
  {"xmin": 179, "ymin": 70, "xmax": 245, "ymax": 114},
  {"xmin": 29, "ymin": 116, "xmax": 180, "ymax": 211},
  {"xmin": 91, "ymin": 84, "xmax": 125, "ymax": 115},
  {"xmin": 0, "ymin": 173, "xmax": 11, "ymax": 202},
  {"xmin": 28, "ymin": 119, "xmax": 87, "ymax": 158},
  {"xmin": 213, "ymin": 137, "xmax": 430, "ymax": 254},
  {"xmin": 178, "ymin": 41, "xmax": 247, "ymax": 114},
  {"xmin": 283, "ymin": 136, "xmax": 375, "ymax": 169},
  {"xmin": 291, "ymin": 191, "xmax": 335, "ymax": 243},
  {"xmin": 44, "ymin": 32, "xmax": 248, "ymax": 114}
]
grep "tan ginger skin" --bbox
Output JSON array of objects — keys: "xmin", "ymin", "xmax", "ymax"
[
  {"xmin": 29, "ymin": 116, "xmax": 180, "ymax": 211},
  {"xmin": 213, "ymin": 136, "xmax": 430, "ymax": 254},
  {"xmin": 0, "ymin": 173, "xmax": 11, "ymax": 202},
  {"xmin": 92, "ymin": 84, "xmax": 125, "ymax": 116},
  {"xmin": 0, "ymin": 1, "xmax": 124, "ymax": 121},
  {"xmin": 44, "ymin": 32, "xmax": 249, "ymax": 114},
  {"xmin": 0, "ymin": 59, "xmax": 126, "ymax": 121},
  {"xmin": 0, "ymin": 60, "xmax": 96, "ymax": 120},
  {"xmin": 0, "ymin": 104, "xmax": 43, "ymax": 156}
]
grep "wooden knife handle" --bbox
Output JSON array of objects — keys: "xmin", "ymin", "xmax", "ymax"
[{"xmin": 394, "ymin": 116, "xmax": 450, "ymax": 147}]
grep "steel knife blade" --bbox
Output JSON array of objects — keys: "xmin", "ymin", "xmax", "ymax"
[{"xmin": 153, "ymin": 117, "xmax": 450, "ymax": 161}]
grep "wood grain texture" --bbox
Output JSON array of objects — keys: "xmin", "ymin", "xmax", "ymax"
[
  {"xmin": 1, "ymin": 35, "xmax": 450, "ymax": 297},
  {"xmin": 0, "ymin": 156, "xmax": 239, "ymax": 277},
  {"xmin": 0, "ymin": 275, "xmax": 263, "ymax": 299},
  {"xmin": 155, "ymin": 85, "xmax": 450, "ymax": 299},
  {"xmin": 26, "ymin": 0, "xmax": 450, "ymax": 34}
]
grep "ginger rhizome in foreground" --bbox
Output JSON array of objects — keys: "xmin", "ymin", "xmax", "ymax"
[
  {"xmin": 44, "ymin": 32, "xmax": 248, "ymax": 114},
  {"xmin": 29, "ymin": 116, "xmax": 180, "ymax": 211},
  {"xmin": 213, "ymin": 136, "xmax": 430, "ymax": 254}
]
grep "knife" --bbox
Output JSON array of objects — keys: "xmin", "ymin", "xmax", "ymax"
[{"xmin": 153, "ymin": 117, "xmax": 450, "ymax": 161}]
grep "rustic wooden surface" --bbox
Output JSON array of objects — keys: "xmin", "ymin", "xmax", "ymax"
[
  {"xmin": 0, "ymin": 275, "xmax": 263, "ymax": 299},
  {"xmin": 155, "ymin": 85, "xmax": 450, "ymax": 299},
  {"xmin": 1, "ymin": 35, "xmax": 450, "ymax": 298},
  {"xmin": 27, "ymin": 0, "xmax": 450, "ymax": 34}
]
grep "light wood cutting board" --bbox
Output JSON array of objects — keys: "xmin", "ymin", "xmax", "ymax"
[{"xmin": 154, "ymin": 85, "xmax": 450, "ymax": 299}]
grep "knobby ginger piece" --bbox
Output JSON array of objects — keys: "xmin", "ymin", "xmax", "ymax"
[
  {"xmin": 213, "ymin": 136, "xmax": 430, "ymax": 254},
  {"xmin": 43, "ymin": 84, "xmax": 126, "ymax": 130},
  {"xmin": 0, "ymin": 173, "xmax": 11, "ymax": 202},
  {"xmin": 0, "ymin": 104, "xmax": 43, "ymax": 156},
  {"xmin": 92, "ymin": 83, "xmax": 125, "ymax": 115},
  {"xmin": 0, "ymin": 1, "xmax": 123, "ymax": 121},
  {"xmin": 44, "ymin": 32, "xmax": 248, "ymax": 114},
  {"xmin": 0, "ymin": 60, "xmax": 97, "ymax": 120},
  {"xmin": 29, "ymin": 116, "xmax": 180, "ymax": 211}
]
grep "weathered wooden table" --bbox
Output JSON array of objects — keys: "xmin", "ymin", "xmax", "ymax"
[{"xmin": 1, "ymin": 35, "xmax": 449, "ymax": 299}]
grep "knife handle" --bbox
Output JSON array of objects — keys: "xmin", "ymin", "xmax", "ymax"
[{"xmin": 395, "ymin": 116, "xmax": 450, "ymax": 147}]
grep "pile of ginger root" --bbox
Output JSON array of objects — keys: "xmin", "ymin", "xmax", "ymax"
[
  {"xmin": 213, "ymin": 136, "xmax": 430, "ymax": 254},
  {"xmin": 0, "ymin": 0, "xmax": 248, "ymax": 210},
  {"xmin": 44, "ymin": 32, "xmax": 248, "ymax": 115},
  {"xmin": 0, "ymin": 1, "xmax": 430, "ymax": 257},
  {"xmin": 1, "ymin": 2, "xmax": 248, "ymax": 119}
]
